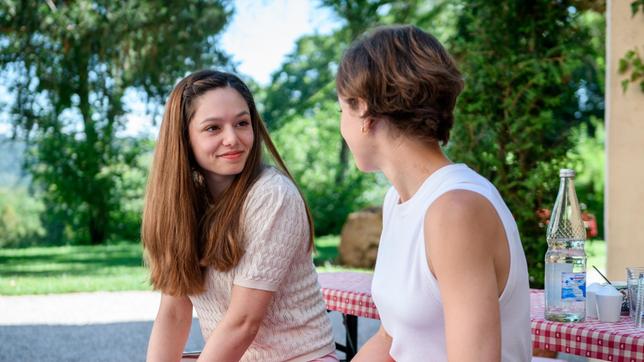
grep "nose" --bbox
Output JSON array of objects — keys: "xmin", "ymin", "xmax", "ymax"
[{"xmin": 221, "ymin": 125, "xmax": 240, "ymax": 146}]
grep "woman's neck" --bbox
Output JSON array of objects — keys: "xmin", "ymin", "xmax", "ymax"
[
  {"xmin": 380, "ymin": 140, "xmax": 451, "ymax": 203},
  {"xmin": 205, "ymin": 173, "xmax": 234, "ymax": 198}
]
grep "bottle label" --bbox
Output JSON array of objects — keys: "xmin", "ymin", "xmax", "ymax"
[{"xmin": 561, "ymin": 272, "xmax": 586, "ymax": 301}]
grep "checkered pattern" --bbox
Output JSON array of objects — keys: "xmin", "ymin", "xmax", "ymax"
[
  {"xmin": 318, "ymin": 272, "xmax": 379, "ymax": 319},
  {"xmin": 531, "ymin": 290, "xmax": 644, "ymax": 362},
  {"xmin": 319, "ymin": 272, "xmax": 644, "ymax": 361}
]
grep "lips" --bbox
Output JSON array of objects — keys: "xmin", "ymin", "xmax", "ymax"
[{"xmin": 217, "ymin": 150, "xmax": 244, "ymax": 159}]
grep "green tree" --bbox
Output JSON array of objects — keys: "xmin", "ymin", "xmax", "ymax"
[
  {"xmin": 0, "ymin": 0, "xmax": 232, "ymax": 244},
  {"xmin": 0, "ymin": 186, "xmax": 45, "ymax": 247},
  {"xmin": 447, "ymin": 0, "xmax": 605, "ymax": 286},
  {"xmin": 272, "ymin": 103, "xmax": 388, "ymax": 235},
  {"xmin": 570, "ymin": 116, "xmax": 605, "ymax": 240},
  {"xmin": 262, "ymin": 0, "xmax": 439, "ymax": 234}
]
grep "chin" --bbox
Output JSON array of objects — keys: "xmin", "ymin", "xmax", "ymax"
[
  {"xmin": 355, "ymin": 161, "xmax": 378, "ymax": 173},
  {"xmin": 223, "ymin": 167, "xmax": 245, "ymax": 176}
]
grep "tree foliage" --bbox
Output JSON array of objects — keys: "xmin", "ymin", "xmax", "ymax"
[
  {"xmin": 271, "ymin": 103, "xmax": 385, "ymax": 235},
  {"xmin": 0, "ymin": 186, "xmax": 45, "ymax": 247},
  {"xmin": 446, "ymin": 0, "xmax": 605, "ymax": 286},
  {"xmin": 570, "ymin": 116, "xmax": 605, "ymax": 239},
  {"xmin": 261, "ymin": 0, "xmax": 439, "ymax": 235},
  {"xmin": 618, "ymin": 0, "xmax": 644, "ymax": 92},
  {"xmin": 0, "ymin": 0, "xmax": 232, "ymax": 244}
]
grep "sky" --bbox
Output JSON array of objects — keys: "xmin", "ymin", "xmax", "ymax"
[
  {"xmin": 0, "ymin": 0, "xmax": 339, "ymax": 136},
  {"xmin": 221, "ymin": 0, "xmax": 338, "ymax": 85},
  {"xmin": 123, "ymin": 0, "xmax": 338, "ymax": 136}
]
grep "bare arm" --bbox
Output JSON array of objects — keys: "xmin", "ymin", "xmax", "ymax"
[
  {"xmin": 352, "ymin": 325, "xmax": 395, "ymax": 362},
  {"xmin": 147, "ymin": 293, "xmax": 193, "ymax": 362},
  {"xmin": 425, "ymin": 190, "xmax": 508, "ymax": 362},
  {"xmin": 197, "ymin": 285, "xmax": 273, "ymax": 362}
]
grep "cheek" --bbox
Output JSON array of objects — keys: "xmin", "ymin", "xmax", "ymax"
[
  {"xmin": 191, "ymin": 136, "xmax": 219, "ymax": 157},
  {"xmin": 242, "ymin": 129, "xmax": 255, "ymax": 148},
  {"xmin": 339, "ymin": 114, "xmax": 351, "ymax": 140}
]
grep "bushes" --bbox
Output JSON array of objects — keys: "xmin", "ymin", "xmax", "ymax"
[
  {"xmin": 0, "ymin": 187, "xmax": 45, "ymax": 247},
  {"xmin": 0, "ymin": 140, "xmax": 151, "ymax": 246},
  {"xmin": 271, "ymin": 103, "xmax": 389, "ymax": 236},
  {"xmin": 447, "ymin": 1, "xmax": 604, "ymax": 287},
  {"xmin": 570, "ymin": 116, "xmax": 605, "ymax": 239}
]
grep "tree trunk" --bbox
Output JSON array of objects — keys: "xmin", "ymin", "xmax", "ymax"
[
  {"xmin": 89, "ymin": 211, "xmax": 107, "ymax": 245},
  {"xmin": 335, "ymin": 139, "xmax": 350, "ymax": 185},
  {"xmin": 78, "ymin": 46, "xmax": 107, "ymax": 245}
]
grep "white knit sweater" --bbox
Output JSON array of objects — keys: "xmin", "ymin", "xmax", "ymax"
[{"xmin": 189, "ymin": 167, "xmax": 335, "ymax": 362}]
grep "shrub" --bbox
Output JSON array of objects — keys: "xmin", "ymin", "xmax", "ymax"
[
  {"xmin": 0, "ymin": 187, "xmax": 45, "ymax": 247},
  {"xmin": 447, "ymin": 1, "xmax": 604, "ymax": 287},
  {"xmin": 271, "ymin": 103, "xmax": 389, "ymax": 236}
]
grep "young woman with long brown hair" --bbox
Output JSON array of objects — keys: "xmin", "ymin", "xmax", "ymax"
[
  {"xmin": 142, "ymin": 70, "xmax": 336, "ymax": 362},
  {"xmin": 336, "ymin": 26, "xmax": 532, "ymax": 361}
]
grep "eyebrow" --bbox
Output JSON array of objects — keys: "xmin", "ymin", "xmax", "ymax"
[{"xmin": 199, "ymin": 111, "xmax": 250, "ymax": 125}]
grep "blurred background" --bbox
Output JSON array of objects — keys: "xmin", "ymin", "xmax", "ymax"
[
  {"xmin": 0, "ymin": 0, "xmax": 610, "ymax": 293},
  {"xmin": 7, "ymin": 0, "xmax": 643, "ymax": 361}
]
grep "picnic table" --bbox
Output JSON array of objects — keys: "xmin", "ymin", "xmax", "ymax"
[{"xmin": 318, "ymin": 272, "xmax": 644, "ymax": 362}]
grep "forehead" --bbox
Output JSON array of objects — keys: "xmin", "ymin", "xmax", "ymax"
[{"xmin": 193, "ymin": 87, "xmax": 249, "ymax": 120}]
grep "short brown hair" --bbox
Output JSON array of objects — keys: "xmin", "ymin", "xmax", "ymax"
[
  {"xmin": 142, "ymin": 70, "xmax": 314, "ymax": 296},
  {"xmin": 336, "ymin": 25, "xmax": 463, "ymax": 145}
]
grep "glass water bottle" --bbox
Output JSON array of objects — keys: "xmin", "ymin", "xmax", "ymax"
[{"xmin": 544, "ymin": 168, "xmax": 587, "ymax": 322}]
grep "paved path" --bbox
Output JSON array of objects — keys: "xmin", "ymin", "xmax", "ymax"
[
  {"xmin": 0, "ymin": 291, "xmax": 589, "ymax": 362},
  {"xmin": 0, "ymin": 291, "xmax": 379, "ymax": 361}
]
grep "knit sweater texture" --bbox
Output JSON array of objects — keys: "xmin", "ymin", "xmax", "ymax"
[{"xmin": 189, "ymin": 167, "xmax": 335, "ymax": 362}]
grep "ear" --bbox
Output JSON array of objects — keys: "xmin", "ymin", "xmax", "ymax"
[
  {"xmin": 355, "ymin": 98, "xmax": 369, "ymax": 117},
  {"xmin": 362, "ymin": 117, "xmax": 375, "ymax": 132},
  {"xmin": 356, "ymin": 99, "xmax": 379, "ymax": 133}
]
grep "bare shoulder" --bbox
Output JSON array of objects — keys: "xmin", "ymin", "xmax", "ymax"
[
  {"xmin": 425, "ymin": 189, "xmax": 497, "ymax": 226},
  {"xmin": 424, "ymin": 189, "xmax": 502, "ymax": 268}
]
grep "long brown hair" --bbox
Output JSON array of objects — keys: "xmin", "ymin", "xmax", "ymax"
[
  {"xmin": 142, "ymin": 70, "xmax": 314, "ymax": 296},
  {"xmin": 336, "ymin": 25, "xmax": 463, "ymax": 146}
]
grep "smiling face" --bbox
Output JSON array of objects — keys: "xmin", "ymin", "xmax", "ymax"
[{"xmin": 188, "ymin": 87, "xmax": 254, "ymax": 194}]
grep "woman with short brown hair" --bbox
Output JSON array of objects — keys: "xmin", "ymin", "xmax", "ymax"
[{"xmin": 337, "ymin": 25, "xmax": 532, "ymax": 361}]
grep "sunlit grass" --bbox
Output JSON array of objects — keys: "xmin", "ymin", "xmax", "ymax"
[
  {"xmin": 0, "ymin": 243, "xmax": 150, "ymax": 295},
  {"xmin": 0, "ymin": 236, "xmax": 364, "ymax": 295},
  {"xmin": 313, "ymin": 234, "xmax": 371, "ymax": 273},
  {"xmin": 313, "ymin": 234, "xmax": 340, "ymax": 265},
  {"xmin": 2, "ymin": 237, "xmax": 603, "ymax": 295}
]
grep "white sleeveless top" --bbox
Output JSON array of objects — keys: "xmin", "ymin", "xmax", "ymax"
[{"xmin": 371, "ymin": 164, "xmax": 531, "ymax": 362}]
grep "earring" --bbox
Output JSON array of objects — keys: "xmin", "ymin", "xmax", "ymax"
[{"xmin": 361, "ymin": 121, "xmax": 368, "ymax": 134}]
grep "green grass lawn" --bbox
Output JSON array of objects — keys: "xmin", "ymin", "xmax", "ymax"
[
  {"xmin": 0, "ymin": 236, "xmax": 355, "ymax": 295},
  {"xmin": 0, "ymin": 243, "xmax": 150, "ymax": 295},
  {"xmin": 313, "ymin": 234, "xmax": 341, "ymax": 266},
  {"xmin": 0, "ymin": 237, "xmax": 607, "ymax": 296}
]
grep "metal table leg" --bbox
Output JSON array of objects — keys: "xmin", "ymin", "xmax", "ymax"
[{"xmin": 344, "ymin": 314, "xmax": 358, "ymax": 360}]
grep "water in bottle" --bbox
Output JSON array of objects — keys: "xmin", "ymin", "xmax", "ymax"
[
  {"xmin": 636, "ymin": 272, "xmax": 644, "ymax": 328},
  {"xmin": 545, "ymin": 169, "xmax": 587, "ymax": 322}
]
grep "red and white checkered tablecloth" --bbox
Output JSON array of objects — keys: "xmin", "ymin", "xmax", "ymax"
[
  {"xmin": 318, "ymin": 272, "xmax": 379, "ymax": 320},
  {"xmin": 319, "ymin": 272, "xmax": 644, "ymax": 362},
  {"xmin": 530, "ymin": 290, "xmax": 644, "ymax": 362}
]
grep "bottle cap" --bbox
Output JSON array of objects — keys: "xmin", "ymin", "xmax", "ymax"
[{"xmin": 559, "ymin": 168, "xmax": 575, "ymax": 178}]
